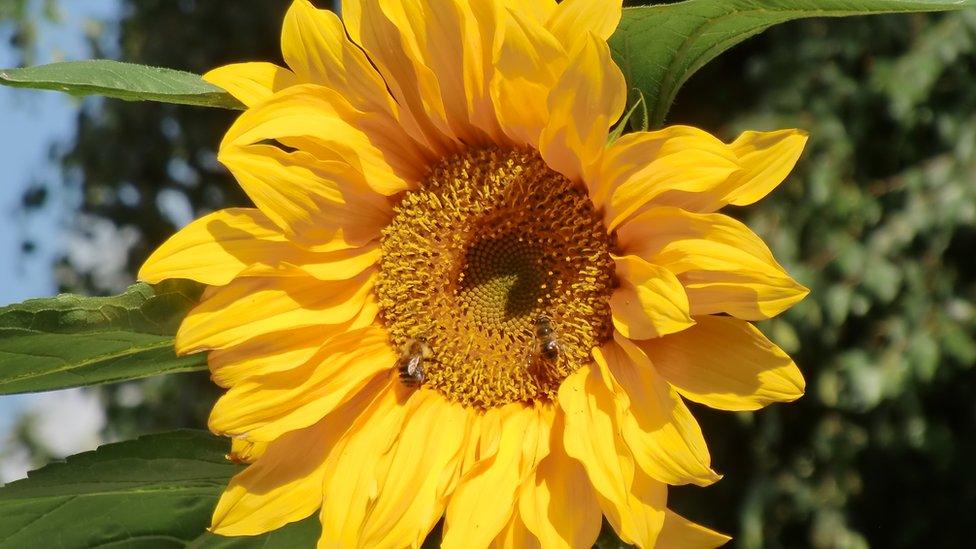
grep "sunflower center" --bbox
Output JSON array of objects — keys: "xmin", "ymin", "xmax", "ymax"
[{"xmin": 376, "ymin": 147, "xmax": 614, "ymax": 408}]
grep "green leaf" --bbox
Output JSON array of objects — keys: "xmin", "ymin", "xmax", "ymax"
[
  {"xmin": 607, "ymin": 87, "xmax": 649, "ymax": 142},
  {"xmin": 0, "ymin": 60, "xmax": 244, "ymax": 109},
  {"xmin": 191, "ymin": 516, "xmax": 321, "ymax": 548},
  {"xmin": 610, "ymin": 0, "xmax": 976, "ymax": 128},
  {"xmin": 0, "ymin": 430, "xmax": 241, "ymax": 548},
  {"xmin": 0, "ymin": 280, "xmax": 207, "ymax": 395},
  {"xmin": 0, "ymin": 431, "xmax": 323, "ymax": 548}
]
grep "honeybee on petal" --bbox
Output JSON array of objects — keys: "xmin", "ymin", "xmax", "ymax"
[{"xmin": 398, "ymin": 336, "xmax": 431, "ymax": 387}]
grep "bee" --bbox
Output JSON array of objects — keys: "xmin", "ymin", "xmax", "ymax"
[
  {"xmin": 524, "ymin": 315, "xmax": 561, "ymax": 372},
  {"xmin": 398, "ymin": 336, "xmax": 431, "ymax": 387},
  {"xmin": 534, "ymin": 315, "xmax": 560, "ymax": 361}
]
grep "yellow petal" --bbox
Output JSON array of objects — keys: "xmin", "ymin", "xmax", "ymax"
[
  {"xmin": 657, "ymin": 509, "xmax": 731, "ymax": 548},
  {"xmin": 281, "ymin": 0, "xmax": 395, "ymax": 117},
  {"xmin": 491, "ymin": 508, "xmax": 539, "ymax": 549},
  {"xmin": 617, "ymin": 207, "xmax": 809, "ymax": 320},
  {"xmin": 219, "ymin": 145, "xmax": 391, "ymax": 249},
  {"xmin": 209, "ymin": 391, "xmax": 373, "ymax": 536},
  {"xmin": 138, "ymin": 208, "xmax": 379, "ymax": 286},
  {"xmin": 638, "ymin": 315, "xmax": 804, "ymax": 411},
  {"xmin": 558, "ymin": 364, "xmax": 667, "ymax": 546},
  {"xmin": 351, "ymin": 0, "xmax": 463, "ymax": 152},
  {"xmin": 455, "ymin": 408, "xmax": 486, "ymax": 478},
  {"xmin": 611, "ymin": 254, "xmax": 695, "ymax": 340},
  {"xmin": 176, "ymin": 270, "xmax": 375, "ymax": 353},
  {"xmin": 139, "ymin": 208, "xmax": 283, "ymax": 285},
  {"xmin": 443, "ymin": 404, "xmax": 548, "ymax": 549},
  {"xmin": 649, "ymin": 129, "xmax": 808, "ymax": 213},
  {"xmin": 207, "ymin": 298, "xmax": 378, "ymax": 388},
  {"xmin": 547, "ymin": 0, "xmax": 622, "ymax": 50},
  {"xmin": 294, "ymin": 243, "xmax": 382, "ymax": 281},
  {"xmin": 518, "ymin": 414, "xmax": 601, "ymax": 549},
  {"xmin": 599, "ymin": 336, "xmax": 720, "ymax": 487},
  {"xmin": 490, "ymin": 7, "xmax": 564, "ymax": 146},
  {"xmin": 339, "ymin": 0, "xmax": 364, "ymax": 43},
  {"xmin": 592, "ymin": 127, "xmax": 739, "ymax": 230},
  {"xmin": 318, "ymin": 380, "xmax": 411, "ymax": 549},
  {"xmin": 227, "ymin": 439, "xmax": 268, "ymax": 464},
  {"xmin": 222, "ymin": 83, "xmax": 426, "ymax": 198},
  {"xmin": 539, "ymin": 33, "xmax": 625, "ymax": 182},
  {"xmin": 502, "ymin": 0, "xmax": 555, "ymax": 23},
  {"xmin": 209, "ymin": 327, "xmax": 322, "ymax": 389},
  {"xmin": 559, "ymin": 366, "xmax": 631, "ymax": 522},
  {"xmin": 358, "ymin": 390, "xmax": 472, "ymax": 548},
  {"xmin": 369, "ymin": 0, "xmax": 503, "ymax": 144},
  {"xmin": 208, "ymin": 327, "xmax": 394, "ymax": 442},
  {"xmin": 723, "ymin": 129, "xmax": 809, "ymax": 206},
  {"xmin": 212, "ymin": 437, "xmax": 324, "ymax": 536},
  {"xmin": 203, "ymin": 62, "xmax": 299, "ymax": 107},
  {"xmin": 284, "ymin": 0, "xmax": 444, "ymax": 160},
  {"xmin": 611, "ymin": 468, "xmax": 668, "ymax": 547}
]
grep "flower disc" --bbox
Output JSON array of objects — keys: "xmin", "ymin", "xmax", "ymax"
[{"xmin": 377, "ymin": 147, "xmax": 615, "ymax": 408}]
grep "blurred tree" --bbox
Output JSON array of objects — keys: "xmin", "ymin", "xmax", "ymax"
[
  {"xmin": 8, "ymin": 1, "xmax": 976, "ymax": 547},
  {"xmin": 0, "ymin": 0, "xmax": 60, "ymax": 65},
  {"xmin": 666, "ymin": 10, "xmax": 976, "ymax": 549},
  {"xmin": 47, "ymin": 0, "xmax": 299, "ymax": 441}
]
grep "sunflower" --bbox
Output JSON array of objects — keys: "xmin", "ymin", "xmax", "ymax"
[{"xmin": 139, "ymin": 0, "xmax": 809, "ymax": 546}]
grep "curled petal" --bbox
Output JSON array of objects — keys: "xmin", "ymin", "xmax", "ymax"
[
  {"xmin": 518, "ymin": 414, "xmax": 602, "ymax": 549},
  {"xmin": 210, "ymin": 387, "xmax": 377, "ymax": 536},
  {"xmin": 490, "ymin": 8, "xmax": 564, "ymax": 147},
  {"xmin": 592, "ymin": 127, "xmax": 739, "ymax": 229},
  {"xmin": 207, "ymin": 326, "xmax": 394, "ymax": 441},
  {"xmin": 502, "ymin": 0, "xmax": 555, "ymax": 23},
  {"xmin": 317, "ymin": 379, "xmax": 410, "ymax": 546},
  {"xmin": 176, "ymin": 270, "xmax": 375, "ymax": 353},
  {"xmin": 490, "ymin": 509, "xmax": 539, "ymax": 549},
  {"xmin": 656, "ymin": 129, "xmax": 808, "ymax": 212},
  {"xmin": 611, "ymin": 254, "xmax": 695, "ymax": 340},
  {"xmin": 539, "ymin": 33, "xmax": 626, "ymax": 183},
  {"xmin": 638, "ymin": 315, "xmax": 805, "ymax": 411},
  {"xmin": 281, "ymin": 0, "xmax": 395, "ymax": 117},
  {"xmin": 547, "ymin": 0, "xmax": 622, "ymax": 50},
  {"xmin": 219, "ymin": 145, "xmax": 392, "ymax": 249},
  {"xmin": 358, "ymin": 390, "xmax": 472, "ymax": 548},
  {"xmin": 559, "ymin": 365, "xmax": 667, "ymax": 546},
  {"xmin": 208, "ymin": 299, "xmax": 377, "ymax": 388},
  {"xmin": 598, "ymin": 336, "xmax": 720, "ymax": 487},
  {"xmin": 139, "ymin": 208, "xmax": 290, "ymax": 286},
  {"xmin": 348, "ymin": 0, "xmax": 505, "ymax": 151},
  {"xmin": 443, "ymin": 404, "xmax": 550, "ymax": 549},
  {"xmin": 221, "ymin": 82, "xmax": 426, "ymax": 194},
  {"xmin": 592, "ymin": 127, "xmax": 807, "ymax": 226},
  {"xmin": 138, "ymin": 208, "xmax": 380, "ymax": 286},
  {"xmin": 203, "ymin": 62, "xmax": 300, "ymax": 107},
  {"xmin": 657, "ymin": 509, "xmax": 731, "ymax": 548},
  {"xmin": 617, "ymin": 207, "xmax": 809, "ymax": 320}
]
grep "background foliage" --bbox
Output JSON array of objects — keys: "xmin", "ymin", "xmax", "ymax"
[{"xmin": 4, "ymin": 0, "xmax": 975, "ymax": 547}]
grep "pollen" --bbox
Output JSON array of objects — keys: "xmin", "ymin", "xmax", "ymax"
[{"xmin": 376, "ymin": 148, "xmax": 614, "ymax": 408}]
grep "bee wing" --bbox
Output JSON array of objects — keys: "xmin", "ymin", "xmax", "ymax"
[{"xmin": 406, "ymin": 355, "xmax": 423, "ymax": 376}]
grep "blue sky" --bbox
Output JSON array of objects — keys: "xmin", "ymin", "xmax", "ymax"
[{"xmin": 0, "ymin": 0, "xmax": 119, "ymax": 474}]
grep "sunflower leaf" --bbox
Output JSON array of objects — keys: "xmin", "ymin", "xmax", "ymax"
[
  {"xmin": 0, "ymin": 430, "xmax": 320, "ymax": 548},
  {"xmin": 190, "ymin": 516, "xmax": 321, "ymax": 548},
  {"xmin": 0, "ymin": 430, "xmax": 240, "ymax": 547},
  {"xmin": 611, "ymin": 0, "xmax": 976, "ymax": 128},
  {"xmin": 608, "ymin": 87, "xmax": 649, "ymax": 142},
  {"xmin": 0, "ymin": 59, "xmax": 244, "ymax": 109},
  {"xmin": 0, "ymin": 279, "xmax": 207, "ymax": 395}
]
